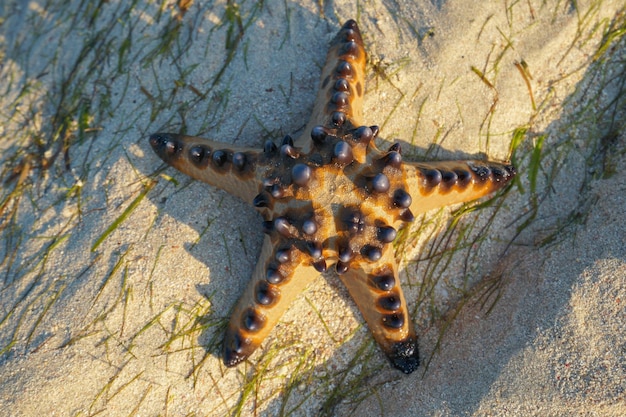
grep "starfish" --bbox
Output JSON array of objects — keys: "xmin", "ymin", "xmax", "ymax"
[{"xmin": 149, "ymin": 20, "xmax": 515, "ymax": 374}]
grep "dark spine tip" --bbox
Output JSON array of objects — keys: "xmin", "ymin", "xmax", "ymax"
[
  {"xmin": 400, "ymin": 208, "xmax": 415, "ymax": 222},
  {"xmin": 306, "ymin": 241, "xmax": 323, "ymax": 259},
  {"xmin": 338, "ymin": 246, "xmax": 353, "ymax": 263},
  {"xmin": 212, "ymin": 150, "xmax": 227, "ymax": 167},
  {"xmin": 372, "ymin": 273, "xmax": 395, "ymax": 291},
  {"xmin": 336, "ymin": 261, "xmax": 349, "ymax": 275},
  {"xmin": 492, "ymin": 164, "xmax": 516, "ymax": 182},
  {"xmin": 343, "ymin": 19, "xmax": 358, "ymax": 30},
  {"xmin": 382, "ymin": 151, "xmax": 402, "ymax": 168},
  {"xmin": 232, "ymin": 152, "xmax": 247, "ymax": 171},
  {"xmin": 505, "ymin": 164, "xmax": 517, "ymax": 177},
  {"xmin": 311, "ymin": 125, "xmax": 328, "ymax": 144},
  {"xmin": 378, "ymin": 294, "xmax": 401, "ymax": 311},
  {"xmin": 388, "ymin": 142, "xmax": 401, "ymax": 153},
  {"xmin": 335, "ymin": 62, "xmax": 353, "ymax": 79},
  {"xmin": 332, "ymin": 111, "xmax": 346, "ymax": 126},
  {"xmin": 393, "ymin": 189, "xmax": 412, "ymax": 208},
  {"xmin": 292, "ymin": 163, "xmax": 312, "ymax": 186},
  {"xmin": 148, "ymin": 134, "xmax": 161, "ymax": 149},
  {"xmin": 313, "ymin": 259, "xmax": 327, "ymax": 273},
  {"xmin": 441, "ymin": 170, "xmax": 458, "ymax": 188},
  {"xmin": 150, "ymin": 133, "xmax": 181, "ymax": 157},
  {"xmin": 242, "ymin": 307, "xmax": 265, "ymax": 333},
  {"xmin": 189, "ymin": 145, "xmax": 210, "ymax": 166},
  {"xmin": 469, "ymin": 163, "xmax": 491, "ymax": 181},
  {"xmin": 377, "ymin": 226, "xmax": 397, "ymax": 243},
  {"xmin": 266, "ymin": 267, "xmax": 284, "ymax": 284},
  {"xmin": 264, "ymin": 140, "xmax": 277, "ymax": 155},
  {"xmin": 491, "ymin": 166, "xmax": 505, "ymax": 181},
  {"xmin": 342, "ymin": 208, "xmax": 365, "ymax": 235},
  {"xmin": 262, "ymin": 220, "xmax": 274, "ymax": 234},
  {"xmin": 280, "ymin": 144, "xmax": 299, "ymax": 159},
  {"xmin": 331, "ymin": 91, "xmax": 349, "ymax": 108},
  {"xmin": 422, "ymin": 168, "xmax": 442, "ymax": 187},
  {"xmin": 255, "ymin": 281, "xmax": 278, "ymax": 306},
  {"xmin": 344, "ymin": 28, "xmax": 357, "ymax": 42},
  {"xmin": 333, "ymin": 141, "xmax": 354, "ymax": 165},
  {"xmin": 275, "ymin": 248, "xmax": 290, "ymax": 264},
  {"xmin": 281, "ymin": 135, "xmax": 294, "ymax": 146},
  {"xmin": 362, "ymin": 245, "xmax": 382, "ymax": 262},
  {"xmin": 302, "ymin": 219, "xmax": 317, "ymax": 235},
  {"xmin": 223, "ymin": 331, "xmax": 249, "ymax": 367},
  {"xmin": 455, "ymin": 169, "xmax": 472, "ymax": 187},
  {"xmin": 166, "ymin": 141, "xmax": 179, "ymax": 156},
  {"xmin": 354, "ymin": 126, "xmax": 373, "ymax": 144},
  {"xmin": 341, "ymin": 40, "xmax": 359, "ymax": 57},
  {"xmin": 371, "ymin": 173, "xmax": 390, "ymax": 193},
  {"xmin": 382, "ymin": 313, "xmax": 405, "ymax": 329},
  {"xmin": 253, "ymin": 193, "xmax": 270, "ymax": 208},
  {"xmin": 274, "ymin": 217, "xmax": 292, "ymax": 237},
  {"xmin": 269, "ymin": 184, "xmax": 284, "ymax": 199},
  {"xmin": 334, "ymin": 78, "xmax": 350, "ymax": 92}
]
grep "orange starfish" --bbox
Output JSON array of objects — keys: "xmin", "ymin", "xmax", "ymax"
[{"xmin": 149, "ymin": 20, "xmax": 515, "ymax": 373}]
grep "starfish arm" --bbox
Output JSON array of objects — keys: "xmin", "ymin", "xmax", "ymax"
[
  {"xmin": 222, "ymin": 235, "xmax": 321, "ymax": 367},
  {"xmin": 149, "ymin": 132, "xmax": 263, "ymax": 204},
  {"xmin": 338, "ymin": 247, "xmax": 420, "ymax": 374},
  {"xmin": 403, "ymin": 160, "xmax": 516, "ymax": 215},
  {"xmin": 297, "ymin": 20, "xmax": 367, "ymax": 150}
]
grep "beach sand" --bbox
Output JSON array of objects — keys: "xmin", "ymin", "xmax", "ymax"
[{"xmin": 0, "ymin": 0, "xmax": 624, "ymax": 415}]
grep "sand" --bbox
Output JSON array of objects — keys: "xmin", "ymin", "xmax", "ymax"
[{"xmin": 0, "ymin": 0, "xmax": 624, "ymax": 416}]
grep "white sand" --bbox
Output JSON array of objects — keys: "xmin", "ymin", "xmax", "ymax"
[{"xmin": 0, "ymin": 0, "xmax": 624, "ymax": 416}]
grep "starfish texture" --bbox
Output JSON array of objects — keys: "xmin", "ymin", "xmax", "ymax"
[{"xmin": 149, "ymin": 20, "xmax": 515, "ymax": 374}]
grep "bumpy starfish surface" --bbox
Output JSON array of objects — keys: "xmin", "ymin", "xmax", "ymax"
[{"xmin": 149, "ymin": 20, "xmax": 515, "ymax": 374}]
